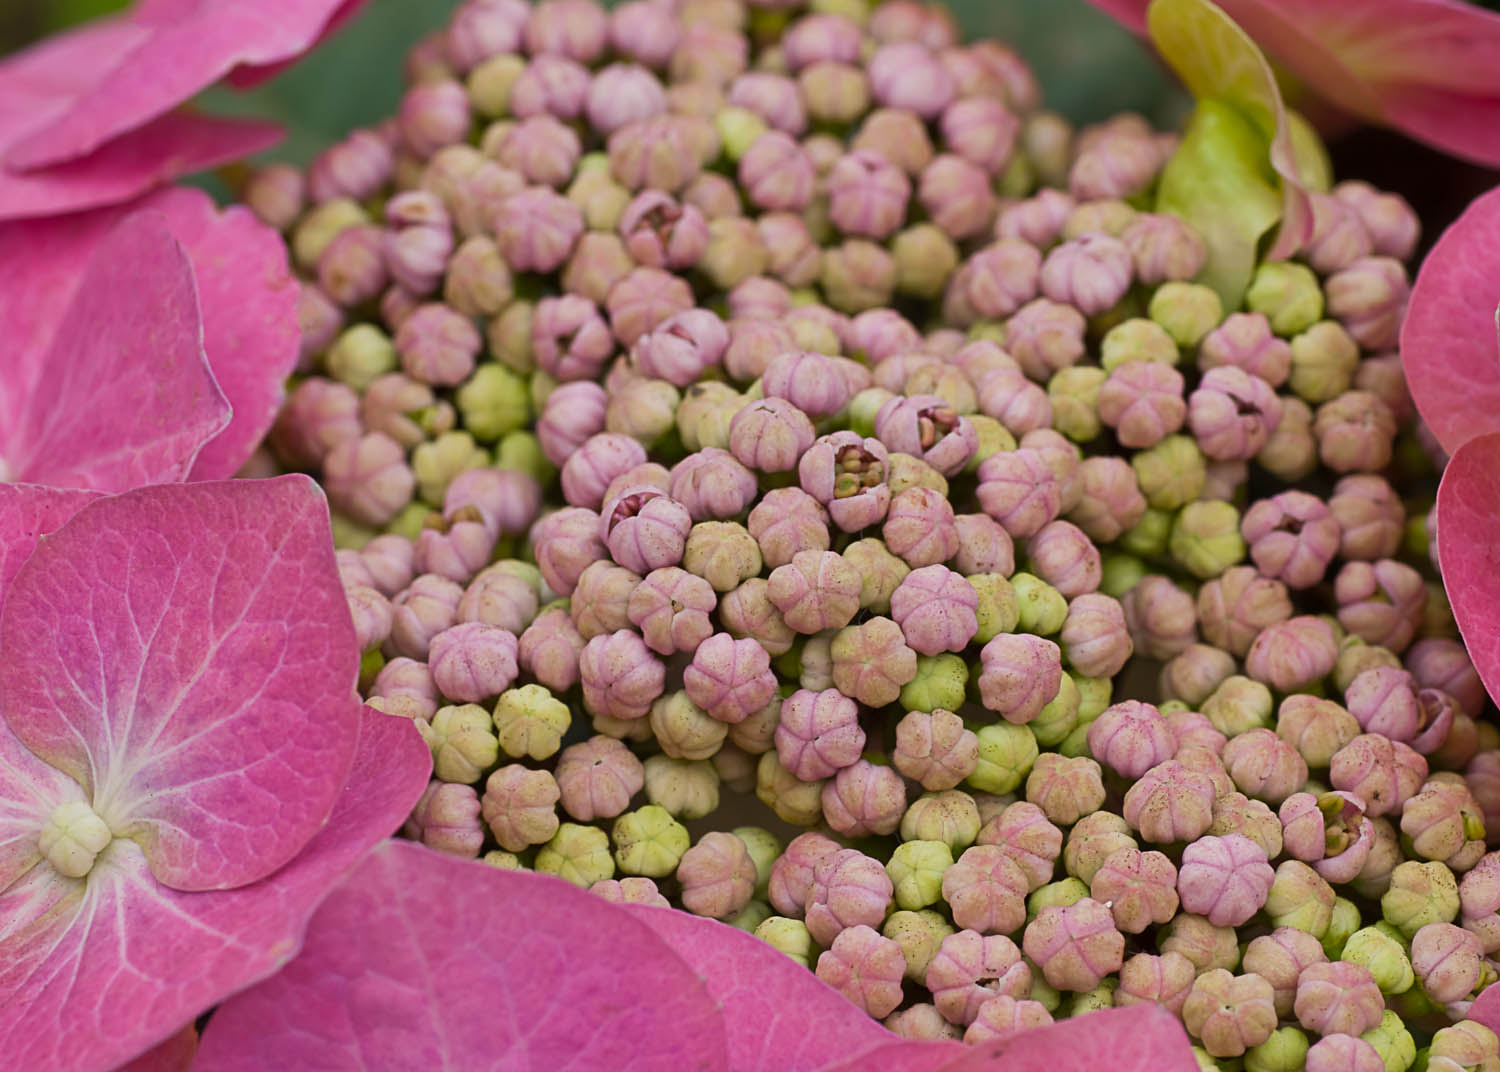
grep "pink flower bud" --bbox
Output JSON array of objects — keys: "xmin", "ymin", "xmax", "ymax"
[
  {"xmin": 1241, "ymin": 490, "xmax": 1339, "ymax": 589},
  {"xmin": 1307, "ymin": 1035, "xmax": 1385, "ymax": 1072},
  {"xmin": 1091, "ymin": 847, "xmax": 1179, "ymax": 933},
  {"xmin": 747, "ymin": 487, "xmax": 830, "ymax": 570},
  {"xmin": 775, "ymin": 688, "xmax": 865, "ymax": 782},
  {"xmin": 941, "ymin": 845, "xmax": 1029, "ymax": 935},
  {"xmin": 1189, "ymin": 367, "xmax": 1285, "ymax": 461},
  {"xmin": 398, "ymin": 80, "xmax": 470, "ymax": 158},
  {"xmin": 826, "ymin": 150, "xmax": 911, "ymax": 239},
  {"xmin": 1335, "ymin": 558, "xmax": 1425, "ymax": 653},
  {"xmin": 317, "ymin": 224, "xmax": 387, "ymax": 307},
  {"xmin": 1120, "ymin": 575, "xmax": 1197, "ymax": 661},
  {"xmin": 1040, "ymin": 232, "xmax": 1134, "ymax": 316},
  {"xmin": 1197, "ymin": 311, "xmax": 1291, "ymax": 386},
  {"xmin": 869, "ymin": 42, "xmax": 955, "ymax": 118},
  {"xmin": 1314, "ymin": 390, "xmax": 1398, "ymax": 473},
  {"xmin": 941, "ymin": 96, "xmax": 1018, "ymax": 175},
  {"xmin": 1410, "ymin": 918, "xmax": 1481, "ymax": 998},
  {"xmin": 1293, "ymin": 961, "xmax": 1384, "ymax": 1037},
  {"xmin": 599, "ymin": 487, "xmax": 692, "ymax": 574},
  {"xmin": 525, "ymin": 0, "xmax": 607, "ymax": 63},
  {"xmin": 481, "ymin": 765, "xmax": 559, "ymax": 853},
  {"xmin": 883, "ymin": 486, "xmax": 961, "ymax": 568},
  {"xmin": 1182, "ymin": 970, "xmax": 1277, "ymax": 1059},
  {"xmin": 1197, "ymin": 565, "xmax": 1293, "ymax": 657},
  {"xmin": 561, "ymin": 434, "xmax": 649, "ymax": 512},
  {"xmin": 405, "ymin": 782, "xmax": 484, "ymax": 857},
  {"xmin": 270, "ymin": 378, "xmax": 361, "ymax": 468},
  {"xmin": 623, "ymin": 566, "xmax": 713, "ymax": 657},
  {"xmin": 1023, "ymin": 898, "xmax": 1125, "ymax": 992},
  {"xmin": 494, "ymin": 186, "xmax": 583, "ymax": 273},
  {"xmin": 805, "ymin": 849, "xmax": 894, "ymax": 947},
  {"xmin": 822, "ymin": 761, "xmax": 907, "ymax": 838},
  {"xmin": 1244, "ymin": 616, "xmax": 1339, "ymax": 693},
  {"xmin": 677, "ymin": 831, "xmax": 757, "ymax": 920},
  {"xmin": 728, "ymin": 397, "xmax": 816, "ymax": 473},
  {"xmin": 1325, "ymin": 255, "xmax": 1409, "ymax": 350},
  {"xmin": 1068, "ymin": 456, "xmax": 1148, "ymax": 544},
  {"xmin": 1060, "ymin": 593, "xmax": 1133, "ymax": 678},
  {"xmin": 1117, "ymin": 952, "xmax": 1196, "ymax": 1016},
  {"xmin": 816, "ymin": 925, "xmax": 906, "ymax": 1019},
  {"xmin": 517, "ymin": 607, "xmax": 584, "ymax": 693},
  {"xmin": 324, "ymin": 432, "xmax": 415, "ymax": 527},
  {"xmin": 979, "ymin": 633, "xmax": 1062, "ymax": 724},
  {"xmin": 554, "ymin": 735, "xmax": 643, "ymax": 822},
  {"xmin": 1123, "ymin": 760, "xmax": 1217, "ymax": 844},
  {"xmin": 767, "ymin": 549, "xmax": 863, "ymax": 635},
  {"xmin": 1087, "ymin": 701, "xmax": 1176, "ymax": 780},
  {"xmin": 428, "ymin": 621, "xmax": 517, "ymax": 703},
  {"xmin": 976, "ymin": 449, "xmax": 1062, "ymax": 540},
  {"xmin": 889, "ymin": 565, "xmax": 980, "ymax": 656},
  {"xmin": 918, "ymin": 154, "xmax": 996, "ymax": 241},
  {"xmin": 830, "ymin": 616, "xmax": 919, "ymax": 708},
  {"xmin": 1330, "ymin": 733, "xmax": 1428, "ymax": 817},
  {"xmin": 1176, "ymin": 834, "xmax": 1274, "ymax": 927},
  {"xmin": 1026, "ymin": 754, "xmax": 1106, "ymax": 826},
  {"xmin": 1121, "ymin": 212, "xmax": 1205, "ymax": 285},
  {"xmin": 1097, "ymin": 361, "xmax": 1187, "ymax": 448},
  {"xmin": 578, "ymin": 629, "xmax": 665, "ymax": 721}
]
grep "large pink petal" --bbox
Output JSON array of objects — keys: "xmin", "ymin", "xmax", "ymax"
[
  {"xmin": 0, "ymin": 484, "xmax": 102, "ymax": 602},
  {"xmin": 138, "ymin": 187, "xmax": 301, "ymax": 480},
  {"xmin": 0, "ymin": 210, "xmax": 230, "ymax": 488},
  {"xmin": 7, "ymin": 0, "xmax": 364, "ymax": 171},
  {"xmin": 117, "ymin": 1026, "xmax": 198, "ymax": 1072},
  {"xmin": 1402, "ymin": 184, "xmax": 1500, "ymax": 455},
  {"xmin": 0, "ymin": 477, "xmax": 360, "ymax": 890},
  {"xmin": 0, "ymin": 707, "xmax": 430, "ymax": 1072},
  {"xmin": 193, "ymin": 842, "xmax": 731, "ymax": 1071},
  {"xmin": 1473, "ymin": 979, "xmax": 1500, "ymax": 1035},
  {"xmin": 1437, "ymin": 432, "xmax": 1500, "ymax": 710},
  {"xmin": 819, "ymin": 1043, "xmax": 964, "ymax": 1072},
  {"xmin": 0, "ymin": 113, "xmax": 280, "ymax": 222},
  {"xmin": 943, "ymin": 1006, "xmax": 1196, "ymax": 1071},
  {"xmin": 620, "ymin": 904, "xmax": 896, "ymax": 1070},
  {"xmin": 0, "ymin": 190, "xmax": 298, "ymax": 480}
]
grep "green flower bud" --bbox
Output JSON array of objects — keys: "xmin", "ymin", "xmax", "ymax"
[
  {"xmin": 1030, "ymin": 672, "xmax": 1082, "ymax": 747},
  {"xmin": 1202, "ymin": 675, "xmax": 1274, "ymax": 736},
  {"xmin": 847, "ymin": 387, "xmax": 897, "ymax": 439},
  {"xmin": 649, "ymin": 691, "xmax": 728, "ymax": 761},
  {"xmin": 1188, "ymin": 1047, "xmax": 1222, "ymax": 1072},
  {"xmin": 381, "ymin": 503, "xmax": 428, "ymax": 543},
  {"xmin": 1010, "ymin": 572, "xmax": 1069, "ymax": 635},
  {"xmin": 1048, "ymin": 366, "xmax": 1107, "ymax": 443},
  {"xmin": 1322, "ymin": 895, "xmax": 1362, "ymax": 959},
  {"xmin": 969, "ymin": 722, "xmax": 1039, "ymax": 795},
  {"xmin": 482, "ymin": 849, "xmax": 525, "ymax": 871},
  {"xmin": 487, "ymin": 299, "xmax": 534, "ymax": 375},
  {"xmin": 1075, "ymin": 676, "xmax": 1113, "ymax": 724},
  {"xmin": 1027, "ymin": 877, "xmax": 1089, "ymax": 920},
  {"xmin": 1099, "ymin": 551, "xmax": 1148, "ymax": 598},
  {"xmin": 1288, "ymin": 320, "xmax": 1359, "ymax": 404},
  {"xmin": 754, "ymin": 751, "xmax": 822, "ymax": 827},
  {"xmin": 970, "ymin": 573, "xmax": 1021, "ymax": 643},
  {"xmin": 645, "ymin": 754, "xmax": 720, "ymax": 820},
  {"xmin": 1246, "ymin": 261, "xmax": 1323, "ymax": 336},
  {"xmin": 729, "ymin": 900, "xmax": 773, "ymax": 934},
  {"xmin": 293, "ymin": 197, "xmax": 368, "ymax": 270},
  {"xmin": 754, "ymin": 916, "xmax": 813, "ymax": 968},
  {"xmin": 716, "ymin": 106, "xmax": 769, "ymax": 161},
  {"xmin": 456, "ymin": 363, "xmax": 530, "ymax": 443},
  {"xmin": 1132, "ymin": 435, "xmax": 1207, "ymax": 510},
  {"xmin": 419, "ymin": 704, "xmax": 500, "ymax": 784},
  {"xmin": 492, "ymin": 684, "xmax": 570, "ymax": 761},
  {"xmin": 412, "ymin": 431, "xmax": 489, "ymax": 506},
  {"xmin": 882, "ymin": 909, "xmax": 955, "ymax": 983},
  {"xmin": 1149, "ymin": 281, "xmax": 1222, "ymax": 347},
  {"xmin": 1245, "ymin": 1027, "xmax": 1308, "ymax": 1072},
  {"xmin": 900, "ymin": 653, "xmax": 969, "ymax": 714},
  {"xmin": 1361, "ymin": 1010, "xmax": 1417, "ymax": 1072},
  {"xmin": 900, "ymin": 789, "xmax": 982, "ymax": 852},
  {"xmin": 1170, "ymin": 500, "xmax": 1245, "ymax": 580},
  {"xmin": 892, "ymin": 223, "xmax": 959, "ymax": 299},
  {"xmin": 1057, "ymin": 723, "xmax": 1092, "ymax": 759},
  {"xmin": 612, "ymin": 805, "xmax": 691, "ymax": 878},
  {"xmin": 466, "ymin": 53, "xmax": 524, "ymax": 118},
  {"xmin": 733, "ymin": 826, "xmax": 782, "ymax": 899},
  {"xmin": 1265, "ymin": 860, "xmax": 1335, "ymax": 937},
  {"xmin": 998, "ymin": 150, "xmax": 1034, "ymax": 198},
  {"xmin": 536, "ymin": 823, "xmax": 614, "ymax": 888},
  {"xmin": 1119, "ymin": 506, "xmax": 1174, "ymax": 558},
  {"xmin": 1065, "ymin": 979, "xmax": 1117, "ymax": 1017},
  {"xmin": 1026, "ymin": 962, "xmax": 1064, "ymax": 1012},
  {"xmin": 843, "ymin": 537, "xmax": 910, "ymax": 614},
  {"xmin": 1382, "ymin": 861, "xmax": 1460, "ymax": 940},
  {"xmin": 494, "ymin": 429, "xmax": 553, "ymax": 484},
  {"xmin": 1101, "ymin": 317, "xmax": 1180, "ymax": 371},
  {"xmin": 966, "ymin": 415, "xmax": 1016, "ymax": 472},
  {"xmin": 886, "ymin": 452, "xmax": 948, "ymax": 497},
  {"xmin": 887, "ymin": 839, "xmax": 956, "ymax": 910},
  {"xmin": 1342, "ymin": 925, "xmax": 1416, "ymax": 995},
  {"xmin": 326, "ymin": 324, "xmax": 397, "ymax": 390},
  {"xmin": 1429, "ymin": 1019, "xmax": 1499, "ymax": 1070}
]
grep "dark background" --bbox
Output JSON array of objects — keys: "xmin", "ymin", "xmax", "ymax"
[{"xmin": 3, "ymin": 0, "xmax": 1496, "ymax": 247}]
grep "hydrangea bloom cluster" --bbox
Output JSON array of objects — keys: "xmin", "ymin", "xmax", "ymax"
[{"xmin": 212, "ymin": 0, "xmax": 1500, "ymax": 1066}]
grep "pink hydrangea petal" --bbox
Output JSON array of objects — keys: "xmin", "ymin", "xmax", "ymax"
[
  {"xmin": 1402, "ymin": 185, "xmax": 1500, "ymax": 455},
  {"xmin": 622, "ymin": 903, "xmax": 896, "ymax": 1068},
  {"xmin": 193, "ymin": 842, "xmax": 730, "ymax": 1071},
  {"xmin": 0, "ymin": 707, "xmax": 430, "ymax": 1072},
  {"xmin": 0, "ymin": 210, "xmax": 230, "ymax": 489},
  {"xmin": 818, "ymin": 1041, "xmax": 966, "ymax": 1071},
  {"xmin": 0, "ymin": 484, "xmax": 102, "ymax": 599},
  {"xmin": 5, "ymin": 0, "xmax": 362, "ymax": 171},
  {"xmin": 1085, "ymin": 0, "xmax": 1500, "ymax": 168},
  {"xmin": 0, "ymin": 477, "xmax": 361, "ymax": 890},
  {"xmin": 0, "ymin": 112, "xmax": 281, "ymax": 222},
  {"xmin": 1436, "ymin": 432, "xmax": 1500, "ymax": 710},
  {"xmin": 143, "ymin": 187, "xmax": 301, "ymax": 480},
  {"xmin": 1473, "ymin": 979, "xmax": 1500, "ymax": 1034},
  {"xmin": 118, "ymin": 1025, "xmax": 199, "ymax": 1072}
]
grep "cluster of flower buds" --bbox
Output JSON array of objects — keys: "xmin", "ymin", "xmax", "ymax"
[{"xmin": 247, "ymin": 0, "xmax": 1499, "ymax": 1066}]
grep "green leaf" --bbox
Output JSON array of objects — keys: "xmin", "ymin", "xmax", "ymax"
[{"xmin": 1156, "ymin": 98, "xmax": 1283, "ymax": 309}]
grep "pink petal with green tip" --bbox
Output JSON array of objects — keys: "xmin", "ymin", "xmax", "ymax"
[
  {"xmin": 1436, "ymin": 432, "xmax": 1500, "ymax": 711},
  {"xmin": 0, "ymin": 707, "xmax": 430, "ymax": 1072},
  {"xmin": 0, "ymin": 476, "xmax": 359, "ymax": 891},
  {"xmin": 1402, "ymin": 184, "xmax": 1500, "ymax": 455},
  {"xmin": 4, "ymin": 0, "xmax": 366, "ymax": 172},
  {"xmin": 1086, "ymin": 0, "xmax": 1500, "ymax": 168},
  {"xmin": 621, "ymin": 904, "xmax": 896, "ymax": 1070},
  {"xmin": 193, "ymin": 842, "xmax": 730, "ymax": 1072},
  {"xmin": 0, "ymin": 210, "xmax": 229, "ymax": 489}
]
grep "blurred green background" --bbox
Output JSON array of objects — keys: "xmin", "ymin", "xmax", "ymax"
[
  {"xmin": 4, "ymin": 0, "xmax": 1186, "ymax": 163},
  {"xmin": 3, "ymin": 0, "xmax": 1494, "ymax": 241}
]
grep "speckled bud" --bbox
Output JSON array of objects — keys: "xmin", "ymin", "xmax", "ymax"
[
  {"xmin": 1122, "ymin": 759, "xmax": 1216, "ymax": 844},
  {"xmin": 1022, "ymin": 897, "xmax": 1125, "ymax": 992}
]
